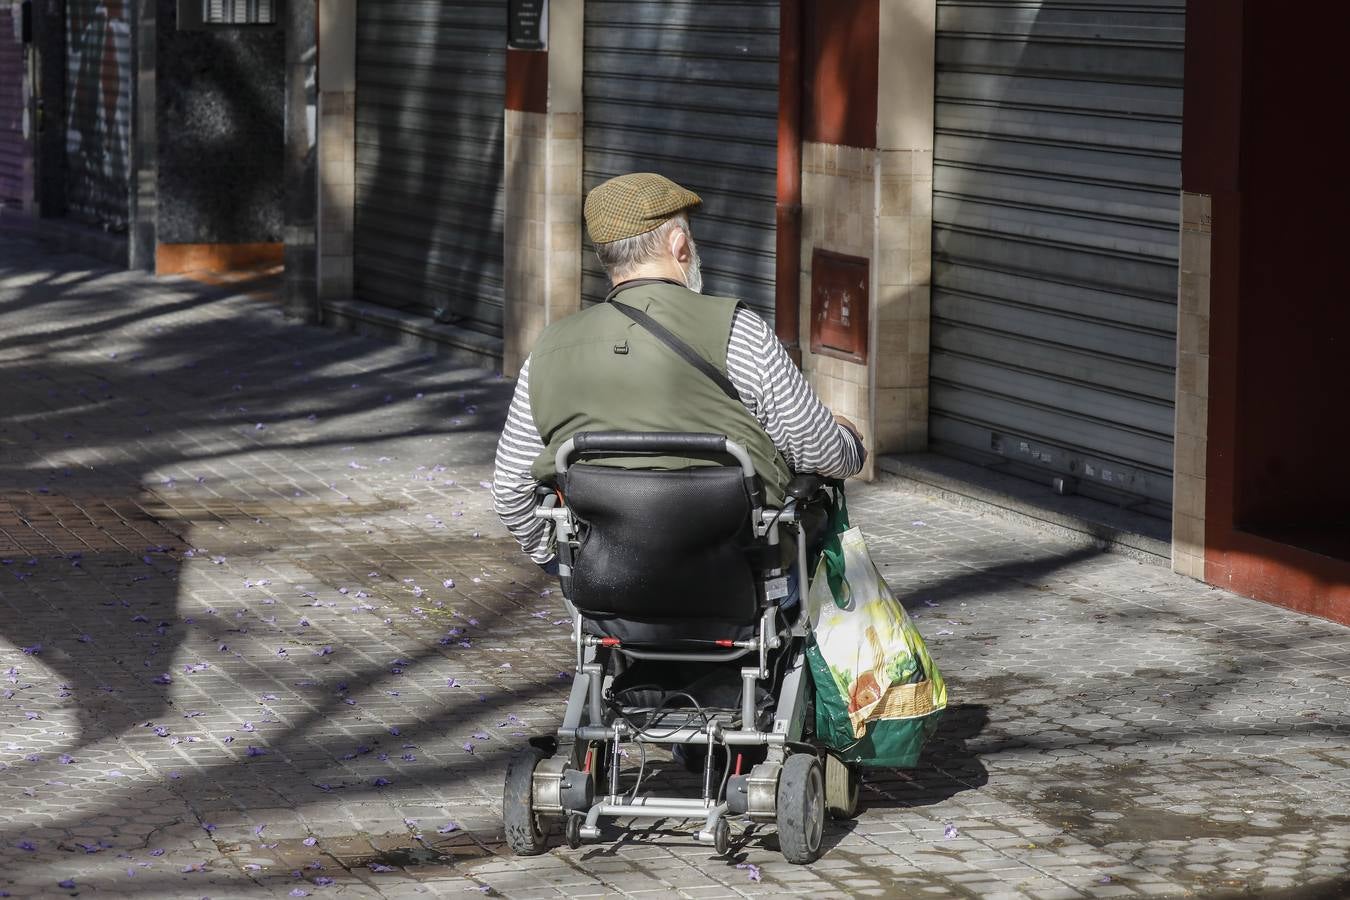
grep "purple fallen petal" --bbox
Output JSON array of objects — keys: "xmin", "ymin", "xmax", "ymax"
[
  {"xmin": 58, "ymin": 880, "xmax": 76, "ymax": 889},
  {"xmin": 368, "ymin": 863, "xmax": 395, "ymax": 873},
  {"xmin": 246, "ymin": 746, "xmax": 267, "ymax": 757},
  {"xmin": 436, "ymin": 822, "xmax": 459, "ymax": 834},
  {"xmin": 943, "ymin": 823, "xmax": 959, "ymax": 840},
  {"xmin": 740, "ymin": 863, "xmax": 762, "ymax": 883},
  {"xmin": 303, "ymin": 837, "xmax": 318, "ymax": 847}
]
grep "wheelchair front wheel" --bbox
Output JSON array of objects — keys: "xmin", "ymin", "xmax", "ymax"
[
  {"xmin": 504, "ymin": 746, "xmax": 550, "ymax": 856},
  {"xmin": 776, "ymin": 753, "xmax": 825, "ymax": 864}
]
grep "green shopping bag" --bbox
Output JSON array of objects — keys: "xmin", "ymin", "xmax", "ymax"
[{"xmin": 805, "ymin": 491, "xmax": 947, "ymax": 767}]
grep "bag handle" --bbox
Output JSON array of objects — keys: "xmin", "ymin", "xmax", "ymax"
[{"xmin": 820, "ymin": 488, "xmax": 852, "ymax": 609}]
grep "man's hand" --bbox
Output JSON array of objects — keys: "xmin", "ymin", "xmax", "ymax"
[{"xmin": 833, "ymin": 413, "xmax": 862, "ymax": 442}]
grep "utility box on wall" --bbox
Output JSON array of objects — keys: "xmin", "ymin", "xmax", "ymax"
[{"xmin": 810, "ymin": 249, "xmax": 869, "ymax": 364}]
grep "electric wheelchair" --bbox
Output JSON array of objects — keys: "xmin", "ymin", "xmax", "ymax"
[{"xmin": 502, "ymin": 431, "xmax": 860, "ymax": 863}]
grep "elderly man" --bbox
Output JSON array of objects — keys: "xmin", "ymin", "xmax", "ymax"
[{"xmin": 492, "ymin": 173, "xmax": 865, "ymax": 567}]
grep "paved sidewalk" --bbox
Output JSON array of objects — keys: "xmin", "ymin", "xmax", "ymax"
[{"xmin": 1, "ymin": 239, "xmax": 1347, "ymax": 899}]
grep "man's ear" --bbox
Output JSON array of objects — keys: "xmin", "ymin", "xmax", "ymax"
[{"xmin": 670, "ymin": 226, "xmax": 691, "ymax": 265}]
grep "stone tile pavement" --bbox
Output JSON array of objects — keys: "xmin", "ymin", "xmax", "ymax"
[{"xmin": 0, "ymin": 239, "xmax": 1347, "ymax": 899}]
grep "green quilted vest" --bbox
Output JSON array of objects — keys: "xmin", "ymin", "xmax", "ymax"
[{"xmin": 528, "ymin": 281, "xmax": 792, "ymax": 506}]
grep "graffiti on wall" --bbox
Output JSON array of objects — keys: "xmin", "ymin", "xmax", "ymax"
[{"xmin": 66, "ymin": 0, "xmax": 131, "ymax": 227}]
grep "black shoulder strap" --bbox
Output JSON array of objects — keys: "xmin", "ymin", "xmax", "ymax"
[{"xmin": 608, "ymin": 298, "xmax": 742, "ymax": 404}]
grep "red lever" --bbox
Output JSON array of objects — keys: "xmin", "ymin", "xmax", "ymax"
[
  {"xmin": 715, "ymin": 639, "xmax": 734, "ymax": 648},
  {"xmin": 600, "ymin": 637, "xmax": 621, "ymax": 647}
]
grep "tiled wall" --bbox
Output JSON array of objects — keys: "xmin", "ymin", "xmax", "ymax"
[
  {"xmin": 873, "ymin": 147, "xmax": 933, "ymax": 456},
  {"xmin": 316, "ymin": 0, "xmax": 355, "ymax": 300},
  {"xmin": 501, "ymin": 0, "xmax": 583, "ymax": 376},
  {"xmin": 316, "ymin": 89, "xmax": 354, "ymax": 300},
  {"xmin": 798, "ymin": 142, "xmax": 933, "ymax": 477},
  {"xmin": 800, "ymin": 142, "xmax": 876, "ymax": 476},
  {"xmin": 502, "ymin": 109, "xmax": 582, "ymax": 375},
  {"xmin": 1172, "ymin": 191, "xmax": 1212, "ymax": 579}
]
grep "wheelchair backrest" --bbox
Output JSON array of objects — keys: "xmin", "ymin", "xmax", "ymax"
[{"xmin": 561, "ymin": 464, "xmax": 762, "ymax": 625}]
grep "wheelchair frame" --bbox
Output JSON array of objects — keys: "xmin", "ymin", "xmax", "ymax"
[{"xmin": 504, "ymin": 434, "xmax": 858, "ymax": 864}]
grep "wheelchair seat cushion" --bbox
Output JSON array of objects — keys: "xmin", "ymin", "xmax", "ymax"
[{"xmin": 562, "ymin": 464, "xmax": 761, "ymax": 627}]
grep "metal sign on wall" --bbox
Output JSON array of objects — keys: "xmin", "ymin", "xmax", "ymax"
[
  {"xmin": 810, "ymin": 249, "xmax": 869, "ymax": 364},
  {"xmin": 508, "ymin": 0, "xmax": 546, "ymax": 50}
]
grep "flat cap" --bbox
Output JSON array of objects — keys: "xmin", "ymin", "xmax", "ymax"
[{"xmin": 584, "ymin": 173, "xmax": 703, "ymax": 244}]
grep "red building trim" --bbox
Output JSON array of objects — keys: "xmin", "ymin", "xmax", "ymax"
[
  {"xmin": 802, "ymin": 0, "xmax": 878, "ymax": 149},
  {"xmin": 1187, "ymin": 0, "xmax": 1350, "ymax": 625},
  {"xmin": 505, "ymin": 49, "xmax": 548, "ymax": 114}
]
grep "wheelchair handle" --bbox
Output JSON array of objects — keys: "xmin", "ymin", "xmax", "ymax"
[{"xmin": 556, "ymin": 431, "xmax": 757, "ymax": 479}]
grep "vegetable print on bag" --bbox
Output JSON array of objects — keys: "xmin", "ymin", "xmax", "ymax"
[{"xmin": 805, "ymin": 492, "xmax": 948, "ymax": 767}]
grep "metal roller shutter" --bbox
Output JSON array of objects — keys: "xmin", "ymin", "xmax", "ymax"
[
  {"xmin": 930, "ymin": 0, "xmax": 1184, "ymax": 515},
  {"xmin": 0, "ymin": 7, "xmax": 23, "ymax": 207},
  {"xmin": 581, "ymin": 0, "xmax": 779, "ymax": 318},
  {"xmin": 354, "ymin": 0, "xmax": 506, "ymax": 338},
  {"xmin": 65, "ymin": 0, "xmax": 132, "ymax": 229}
]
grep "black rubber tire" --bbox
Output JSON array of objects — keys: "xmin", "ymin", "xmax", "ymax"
[
  {"xmin": 776, "ymin": 753, "xmax": 825, "ymax": 864},
  {"xmin": 503, "ymin": 746, "xmax": 550, "ymax": 856},
  {"xmin": 713, "ymin": 818, "xmax": 730, "ymax": 856},
  {"xmin": 564, "ymin": 813, "xmax": 584, "ymax": 850},
  {"xmin": 824, "ymin": 753, "xmax": 861, "ymax": 820}
]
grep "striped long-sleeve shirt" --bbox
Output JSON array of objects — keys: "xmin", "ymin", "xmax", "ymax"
[{"xmin": 492, "ymin": 305, "xmax": 865, "ymax": 563}]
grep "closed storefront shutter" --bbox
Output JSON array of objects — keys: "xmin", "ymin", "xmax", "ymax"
[
  {"xmin": 65, "ymin": 0, "xmax": 132, "ymax": 229},
  {"xmin": 581, "ymin": 0, "xmax": 779, "ymax": 319},
  {"xmin": 353, "ymin": 0, "xmax": 506, "ymax": 339},
  {"xmin": 0, "ymin": 6, "xmax": 23, "ymax": 207},
  {"xmin": 929, "ymin": 1, "xmax": 1184, "ymax": 515}
]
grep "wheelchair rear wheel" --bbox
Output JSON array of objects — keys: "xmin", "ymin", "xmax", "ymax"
[
  {"xmin": 504, "ymin": 746, "xmax": 551, "ymax": 856},
  {"xmin": 776, "ymin": 753, "xmax": 825, "ymax": 864}
]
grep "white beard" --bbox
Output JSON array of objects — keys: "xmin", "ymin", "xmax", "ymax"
[{"xmin": 682, "ymin": 238, "xmax": 704, "ymax": 294}]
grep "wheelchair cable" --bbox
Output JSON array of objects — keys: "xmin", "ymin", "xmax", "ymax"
[
  {"xmin": 606, "ymin": 687, "xmax": 712, "ymax": 740},
  {"xmin": 626, "ymin": 741, "xmax": 648, "ymax": 802},
  {"xmin": 716, "ymin": 744, "xmax": 734, "ymax": 804}
]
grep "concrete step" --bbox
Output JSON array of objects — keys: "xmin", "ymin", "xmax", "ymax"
[{"xmin": 878, "ymin": 451, "xmax": 1172, "ymax": 566}]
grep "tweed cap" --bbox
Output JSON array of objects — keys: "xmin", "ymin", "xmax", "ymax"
[{"xmin": 584, "ymin": 173, "xmax": 703, "ymax": 244}]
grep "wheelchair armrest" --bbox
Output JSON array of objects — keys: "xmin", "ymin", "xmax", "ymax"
[{"xmin": 785, "ymin": 473, "xmax": 827, "ymax": 502}]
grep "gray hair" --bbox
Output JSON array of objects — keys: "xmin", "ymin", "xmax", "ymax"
[{"xmin": 592, "ymin": 214, "xmax": 689, "ymax": 281}]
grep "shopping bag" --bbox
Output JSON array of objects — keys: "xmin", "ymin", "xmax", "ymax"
[{"xmin": 805, "ymin": 491, "xmax": 947, "ymax": 767}]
